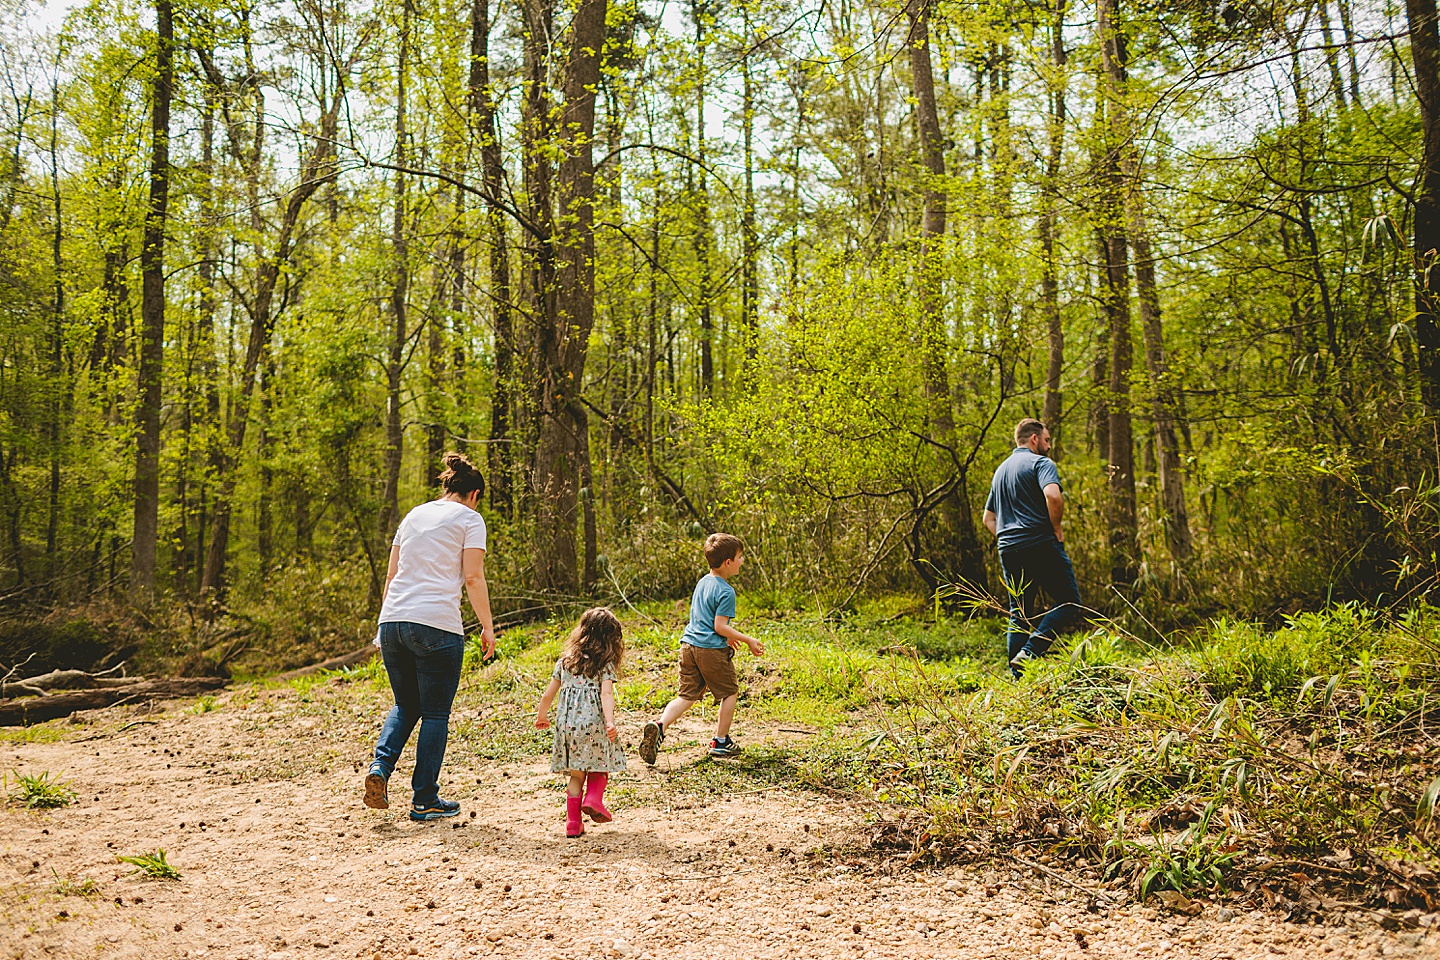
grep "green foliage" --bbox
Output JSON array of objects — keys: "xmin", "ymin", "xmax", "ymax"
[
  {"xmin": 799, "ymin": 608, "xmax": 1438, "ymax": 905},
  {"xmin": 117, "ymin": 849, "xmax": 181, "ymax": 881},
  {"xmin": 7, "ymin": 770, "xmax": 77, "ymax": 809},
  {"xmin": 52, "ymin": 869, "xmax": 100, "ymax": 896}
]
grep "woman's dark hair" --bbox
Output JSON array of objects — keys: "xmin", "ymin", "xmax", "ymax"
[
  {"xmin": 438, "ymin": 451, "xmax": 485, "ymax": 498},
  {"xmin": 562, "ymin": 607, "xmax": 625, "ymax": 680}
]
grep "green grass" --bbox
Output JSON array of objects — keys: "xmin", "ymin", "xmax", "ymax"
[
  {"xmin": 809, "ymin": 606, "xmax": 1439, "ymax": 907},
  {"xmin": 0, "ymin": 725, "xmax": 69, "ymax": 745},
  {"xmin": 7, "ymin": 770, "xmax": 77, "ymax": 809},
  {"xmin": 52, "ymin": 869, "xmax": 100, "ymax": 896},
  {"xmin": 117, "ymin": 849, "xmax": 181, "ymax": 881}
]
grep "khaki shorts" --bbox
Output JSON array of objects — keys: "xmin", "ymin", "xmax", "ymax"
[{"xmin": 676, "ymin": 643, "xmax": 739, "ymax": 703}]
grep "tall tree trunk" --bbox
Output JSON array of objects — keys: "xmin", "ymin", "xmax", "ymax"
[
  {"xmin": 1317, "ymin": 2, "xmax": 1348, "ymax": 111},
  {"xmin": 1408, "ymin": 0, "xmax": 1440, "ymax": 408},
  {"xmin": 741, "ymin": 6, "xmax": 758, "ymax": 363},
  {"xmin": 379, "ymin": 0, "xmax": 413, "ymax": 549},
  {"xmin": 200, "ymin": 97, "xmax": 343, "ymax": 596},
  {"xmin": 46, "ymin": 65, "xmax": 63, "ymax": 583},
  {"xmin": 195, "ymin": 82, "xmax": 222, "ymax": 595},
  {"xmin": 131, "ymin": 0, "xmax": 172, "ymax": 605},
  {"xmin": 906, "ymin": 0, "xmax": 952, "ymax": 443},
  {"xmin": 532, "ymin": 0, "xmax": 608, "ymax": 593},
  {"xmin": 257, "ymin": 359, "xmax": 274, "ymax": 574},
  {"xmin": 693, "ymin": 0, "xmax": 714, "ymax": 393},
  {"xmin": 1130, "ymin": 225, "xmax": 1193, "ymax": 562},
  {"xmin": 1040, "ymin": 0, "xmax": 1068, "ymax": 450},
  {"xmin": 472, "ymin": 0, "xmax": 514, "ymax": 517},
  {"xmin": 905, "ymin": 0, "xmax": 984, "ymax": 591},
  {"xmin": 1097, "ymin": 0, "xmax": 1137, "ymax": 587},
  {"xmin": 521, "ymin": 0, "xmax": 556, "ymax": 504},
  {"xmin": 1337, "ymin": 0, "xmax": 1362, "ymax": 105}
]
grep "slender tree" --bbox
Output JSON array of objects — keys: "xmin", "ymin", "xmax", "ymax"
[
  {"xmin": 1097, "ymin": 0, "xmax": 1137, "ymax": 587},
  {"xmin": 472, "ymin": 0, "xmax": 515, "ymax": 517},
  {"xmin": 1040, "ymin": 0, "xmax": 1068, "ymax": 447},
  {"xmin": 131, "ymin": 0, "xmax": 172, "ymax": 603},
  {"xmin": 1409, "ymin": 0, "xmax": 1440, "ymax": 408}
]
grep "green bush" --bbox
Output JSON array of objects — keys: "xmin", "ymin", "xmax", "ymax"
[{"xmin": 1193, "ymin": 604, "xmax": 1380, "ymax": 699}]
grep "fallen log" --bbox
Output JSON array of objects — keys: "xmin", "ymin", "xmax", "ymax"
[
  {"xmin": 272, "ymin": 646, "xmax": 377, "ymax": 681},
  {"xmin": 8, "ymin": 668, "xmax": 137, "ymax": 691},
  {"xmin": 0, "ymin": 678, "xmax": 228, "ymax": 726}
]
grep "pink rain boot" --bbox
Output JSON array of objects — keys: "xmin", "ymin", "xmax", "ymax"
[
  {"xmin": 581, "ymin": 772, "xmax": 612, "ymax": 823},
  {"xmin": 566, "ymin": 795, "xmax": 585, "ymax": 838}
]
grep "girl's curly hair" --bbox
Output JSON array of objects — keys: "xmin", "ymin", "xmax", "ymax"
[{"xmin": 562, "ymin": 607, "xmax": 624, "ymax": 680}]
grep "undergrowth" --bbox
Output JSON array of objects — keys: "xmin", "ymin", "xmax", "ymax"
[{"xmin": 829, "ymin": 602, "xmax": 1439, "ymax": 913}]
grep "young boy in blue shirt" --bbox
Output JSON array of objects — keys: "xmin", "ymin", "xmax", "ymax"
[{"xmin": 640, "ymin": 533, "xmax": 765, "ymax": 761}]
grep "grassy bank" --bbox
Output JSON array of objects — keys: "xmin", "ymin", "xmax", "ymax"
[{"xmin": 396, "ymin": 600, "xmax": 1439, "ymax": 912}]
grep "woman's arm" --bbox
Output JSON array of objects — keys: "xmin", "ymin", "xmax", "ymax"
[
  {"xmin": 382, "ymin": 544, "xmax": 401, "ymax": 603},
  {"xmin": 462, "ymin": 547, "xmax": 496, "ymax": 659},
  {"xmin": 600, "ymin": 677, "xmax": 618, "ymax": 741},
  {"xmin": 534, "ymin": 677, "xmax": 561, "ymax": 728}
]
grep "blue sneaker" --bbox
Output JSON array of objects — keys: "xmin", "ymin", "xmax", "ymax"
[
  {"xmin": 709, "ymin": 737, "xmax": 742, "ymax": 758},
  {"xmin": 410, "ymin": 799, "xmax": 461, "ymax": 822},
  {"xmin": 363, "ymin": 765, "xmax": 389, "ymax": 810}
]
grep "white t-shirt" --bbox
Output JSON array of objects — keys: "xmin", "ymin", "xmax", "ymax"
[{"xmin": 378, "ymin": 499, "xmax": 488, "ymax": 636}]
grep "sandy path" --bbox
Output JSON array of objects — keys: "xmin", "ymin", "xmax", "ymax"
[{"xmin": 2, "ymin": 685, "xmax": 1435, "ymax": 960}]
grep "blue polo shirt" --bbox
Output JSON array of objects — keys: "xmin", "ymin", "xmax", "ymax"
[
  {"xmin": 984, "ymin": 447, "xmax": 1062, "ymax": 550},
  {"xmin": 680, "ymin": 574, "xmax": 737, "ymax": 649}
]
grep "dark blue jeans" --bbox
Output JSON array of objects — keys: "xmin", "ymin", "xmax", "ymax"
[
  {"xmin": 371, "ymin": 621, "xmax": 464, "ymax": 808},
  {"xmin": 999, "ymin": 538, "xmax": 1083, "ymax": 666}
]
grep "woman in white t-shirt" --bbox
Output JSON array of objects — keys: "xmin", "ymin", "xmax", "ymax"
[{"xmin": 363, "ymin": 452, "xmax": 496, "ymax": 821}]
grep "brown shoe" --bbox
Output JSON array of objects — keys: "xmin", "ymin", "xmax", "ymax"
[{"xmin": 363, "ymin": 769, "xmax": 389, "ymax": 810}]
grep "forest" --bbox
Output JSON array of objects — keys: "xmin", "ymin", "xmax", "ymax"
[
  {"xmin": 0, "ymin": 0, "xmax": 1437, "ymax": 655},
  {"xmin": 3, "ymin": 0, "xmax": 1440, "ymax": 943}
]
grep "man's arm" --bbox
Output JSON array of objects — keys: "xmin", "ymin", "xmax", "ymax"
[
  {"xmin": 983, "ymin": 509, "xmax": 997, "ymax": 535},
  {"xmin": 714, "ymin": 615, "xmax": 764, "ymax": 655},
  {"xmin": 1043, "ymin": 483, "xmax": 1064, "ymax": 542}
]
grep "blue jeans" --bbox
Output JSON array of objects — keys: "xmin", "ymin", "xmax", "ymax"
[
  {"xmin": 998, "ymin": 538, "xmax": 1083, "ymax": 666},
  {"xmin": 371, "ymin": 621, "xmax": 464, "ymax": 808}
]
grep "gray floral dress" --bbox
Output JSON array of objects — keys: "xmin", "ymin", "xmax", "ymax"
[{"xmin": 549, "ymin": 659, "xmax": 628, "ymax": 773}]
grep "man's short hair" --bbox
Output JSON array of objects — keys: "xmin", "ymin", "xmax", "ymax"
[
  {"xmin": 1014, "ymin": 418, "xmax": 1047, "ymax": 446},
  {"xmin": 703, "ymin": 532, "xmax": 744, "ymax": 568}
]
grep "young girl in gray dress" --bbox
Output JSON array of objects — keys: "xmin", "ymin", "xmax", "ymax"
[{"xmin": 534, "ymin": 607, "xmax": 627, "ymax": 837}]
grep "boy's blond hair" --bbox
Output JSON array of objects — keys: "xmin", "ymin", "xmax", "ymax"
[{"xmin": 703, "ymin": 532, "xmax": 744, "ymax": 568}]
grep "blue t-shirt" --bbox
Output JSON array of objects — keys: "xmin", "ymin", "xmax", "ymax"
[
  {"xmin": 984, "ymin": 447, "xmax": 1062, "ymax": 550},
  {"xmin": 681, "ymin": 573, "xmax": 737, "ymax": 649}
]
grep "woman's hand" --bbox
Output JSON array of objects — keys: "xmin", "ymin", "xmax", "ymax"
[
  {"xmin": 605, "ymin": 723, "xmax": 618, "ymax": 742},
  {"xmin": 535, "ymin": 714, "xmax": 550, "ymax": 730},
  {"xmin": 480, "ymin": 625, "xmax": 496, "ymax": 660}
]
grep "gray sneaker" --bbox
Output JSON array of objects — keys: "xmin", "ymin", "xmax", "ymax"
[
  {"xmin": 709, "ymin": 737, "xmax": 742, "ymax": 758},
  {"xmin": 1009, "ymin": 648, "xmax": 1037, "ymax": 671}
]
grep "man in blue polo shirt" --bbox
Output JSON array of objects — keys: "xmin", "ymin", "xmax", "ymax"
[{"xmin": 983, "ymin": 418, "xmax": 1083, "ymax": 676}]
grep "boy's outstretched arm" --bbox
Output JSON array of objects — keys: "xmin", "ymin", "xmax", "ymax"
[
  {"xmin": 714, "ymin": 615, "xmax": 764, "ymax": 656},
  {"xmin": 534, "ymin": 676, "xmax": 561, "ymax": 729}
]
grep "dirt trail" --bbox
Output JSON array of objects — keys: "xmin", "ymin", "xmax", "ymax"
[{"xmin": 2, "ymin": 685, "xmax": 1435, "ymax": 960}]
